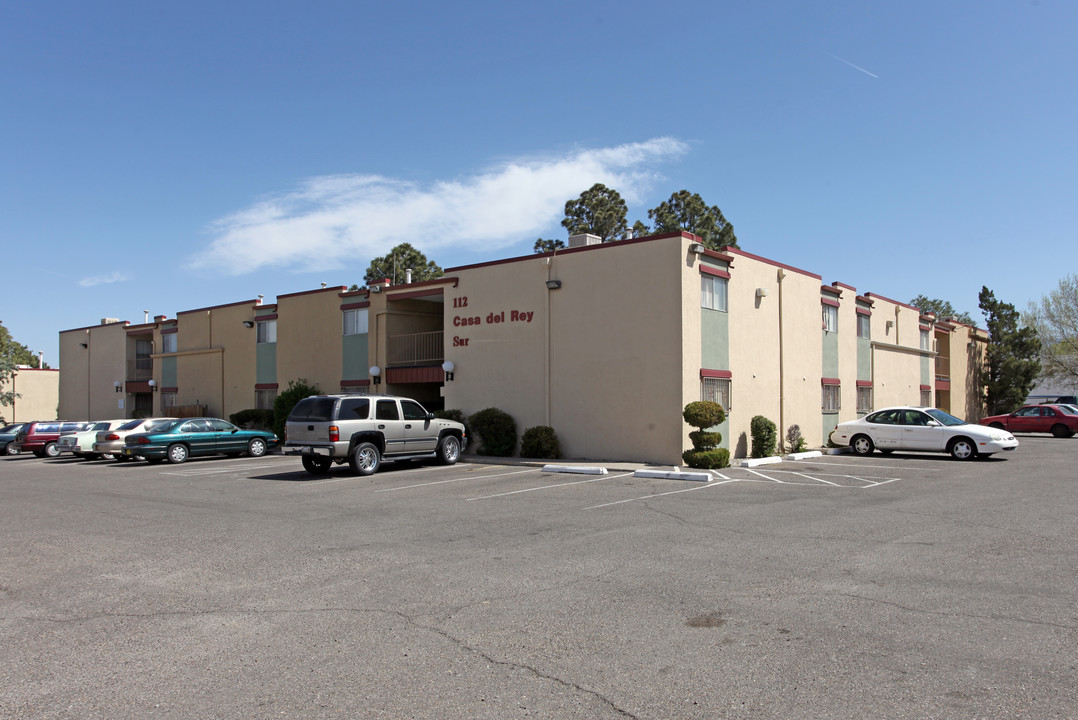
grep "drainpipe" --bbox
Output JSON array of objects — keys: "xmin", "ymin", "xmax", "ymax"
[{"xmin": 777, "ymin": 269, "xmax": 786, "ymax": 452}]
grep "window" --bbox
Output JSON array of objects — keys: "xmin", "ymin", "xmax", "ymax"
[
  {"xmin": 920, "ymin": 329, "xmax": 931, "ymax": 351},
  {"xmin": 255, "ymin": 388, "xmax": 277, "ymax": 410},
  {"xmin": 161, "ymin": 333, "xmax": 177, "ymax": 354},
  {"xmin": 857, "ymin": 314, "xmax": 870, "ymax": 339},
  {"xmin": 339, "ymin": 398, "xmax": 371, "ymax": 419},
  {"xmin": 135, "ymin": 339, "xmax": 153, "ymax": 371},
  {"xmin": 343, "ymin": 308, "xmax": 369, "ymax": 335},
  {"xmin": 920, "ymin": 388, "xmax": 932, "ymax": 407},
  {"xmin": 376, "ymin": 399, "xmax": 400, "ymax": 421},
  {"xmin": 856, "ymin": 386, "xmax": 873, "ymax": 413},
  {"xmin": 701, "ymin": 275, "xmax": 728, "ymax": 312},
  {"xmin": 161, "ymin": 392, "xmax": 176, "ymax": 409},
  {"xmin": 701, "ymin": 377, "xmax": 731, "ymax": 412},
  {"xmin": 822, "ymin": 383, "xmax": 841, "ymax": 412},
  {"xmin": 257, "ymin": 320, "xmax": 277, "ymax": 344},
  {"xmin": 822, "ymin": 304, "xmax": 838, "ymax": 333},
  {"xmin": 401, "ymin": 400, "xmax": 429, "ymax": 421}
]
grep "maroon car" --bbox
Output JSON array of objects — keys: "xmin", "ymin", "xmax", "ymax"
[
  {"xmin": 12, "ymin": 421, "xmax": 94, "ymax": 458},
  {"xmin": 979, "ymin": 404, "xmax": 1078, "ymax": 438}
]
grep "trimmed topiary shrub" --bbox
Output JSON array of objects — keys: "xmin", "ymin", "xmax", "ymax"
[
  {"xmin": 681, "ymin": 448, "xmax": 730, "ymax": 469},
  {"xmin": 272, "ymin": 379, "xmax": 320, "ymax": 440},
  {"xmin": 230, "ymin": 408, "xmax": 275, "ymax": 430},
  {"xmin": 468, "ymin": 407, "xmax": 518, "ymax": 456},
  {"xmin": 682, "ymin": 400, "xmax": 729, "ymax": 469},
  {"xmin": 750, "ymin": 415, "xmax": 778, "ymax": 458},
  {"xmin": 521, "ymin": 425, "xmax": 562, "ymax": 459}
]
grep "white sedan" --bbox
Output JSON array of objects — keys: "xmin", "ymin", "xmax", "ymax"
[{"xmin": 832, "ymin": 407, "xmax": 1018, "ymax": 460}]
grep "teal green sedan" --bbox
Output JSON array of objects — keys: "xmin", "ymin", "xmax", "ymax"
[{"xmin": 122, "ymin": 417, "xmax": 279, "ymax": 464}]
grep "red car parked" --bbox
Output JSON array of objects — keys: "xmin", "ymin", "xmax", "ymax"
[
  {"xmin": 979, "ymin": 404, "xmax": 1078, "ymax": 438},
  {"xmin": 12, "ymin": 421, "xmax": 94, "ymax": 458}
]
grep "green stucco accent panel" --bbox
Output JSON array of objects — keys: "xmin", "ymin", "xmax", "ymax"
[
  {"xmin": 161, "ymin": 356, "xmax": 177, "ymax": 388},
  {"xmin": 701, "ymin": 307, "xmax": 730, "ymax": 450},
  {"xmin": 256, "ymin": 342, "xmax": 277, "ymax": 385},
  {"xmin": 822, "ymin": 331, "xmax": 839, "ymax": 378},
  {"xmin": 857, "ymin": 337, "xmax": 871, "ymax": 381},
  {"xmin": 822, "ymin": 413, "xmax": 839, "ymax": 443},
  {"xmin": 921, "ymin": 355, "xmax": 931, "ymax": 386},
  {"xmin": 342, "ymin": 333, "xmax": 369, "ymax": 381}
]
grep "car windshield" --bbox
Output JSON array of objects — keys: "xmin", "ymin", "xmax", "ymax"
[
  {"xmin": 925, "ymin": 408, "xmax": 966, "ymax": 426},
  {"xmin": 91, "ymin": 422, "xmax": 112, "ymax": 431},
  {"xmin": 0, "ymin": 424, "xmax": 19, "ymax": 434},
  {"xmin": 119, "ymin": 419, "xmax": 144, "ymax": 431},
  {"xmin": 145, "ymin": 418, "xmax": 176, "ymax": 431},
  {"xmin": 1055, "ymin": 405, "xmax": 1078, "ymax": 415}
]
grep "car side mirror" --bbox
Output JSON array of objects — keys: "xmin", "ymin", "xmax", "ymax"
[
  {"xmin": 927, "ymin": 420, "xmax": 941, "ymax": 427},
  {"xmin": 427, "ymin": 412, "xmax": 436, "ymax": 420}
]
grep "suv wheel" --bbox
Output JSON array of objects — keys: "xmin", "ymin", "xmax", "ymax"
[
  {"xmin": 437, "ymin": 435, "xmax": 461, "ymax": 465},
  {"xmin": 349, "ymin": 442, "xmax": 381, "ymax": 476}
]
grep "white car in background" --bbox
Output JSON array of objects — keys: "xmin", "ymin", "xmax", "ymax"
[
  {"xmin": 92, "ymin": 417, "xmax": 176, "ymax": 461},
  {"xmin": 56, "ymin": 419, "xmax": 128, "ymax": 460},
  {"xmin": 832, "ymin": 407, "xmax": 1018, "ymax": 460}
]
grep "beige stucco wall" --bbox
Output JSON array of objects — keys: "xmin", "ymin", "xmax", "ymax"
[
  {"xmin": 276, "ymin": 287, "xmax": 346, "ymax": 396},
  {"xmin": 170, "ymin": 301, "xmax": 257, "ymax": 417},
  {"xmin": 6, "ymin": 368, "xmax": 59, "ymax": 422},
  {"xmin": 58, "ymin": 321, "xmax": 130, "ymax": 420},
  {"xmin": 446, "ymin": 237, "xmax": 687, "ymax": 463},
  {"xmin": 723, "ymin": 252, "xmax": 825, "ymax": 452}
]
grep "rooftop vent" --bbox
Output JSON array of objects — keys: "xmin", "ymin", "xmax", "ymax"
[{"xmin": 568, "ymin": 233, "xmax": 601, "ymax": 248}]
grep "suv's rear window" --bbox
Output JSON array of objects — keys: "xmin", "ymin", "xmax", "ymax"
[
  {"xmin": 288, "ymin": 397, "xmax": 336, "ymax": 422},
  {"xmin": 338, "ymin": 398, "xmax": 370, "ymax": 420}
]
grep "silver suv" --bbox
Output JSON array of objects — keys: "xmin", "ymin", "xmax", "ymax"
[{"xmin": 284, "ymin": 394, "xmax": 467, "ymax": 476}]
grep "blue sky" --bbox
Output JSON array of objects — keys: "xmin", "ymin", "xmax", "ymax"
[{"xmin": 3, "ymin": 1, "xmax": 1076, "ymax": 366}]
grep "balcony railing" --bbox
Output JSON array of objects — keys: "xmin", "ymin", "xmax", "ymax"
[
  {"xmin": 387, "ymin": 331, "xmax": 444, "ymax": 368},
  {"xmin": 935, "ymin": 355, "xmax": 950, "ymax": 382}
]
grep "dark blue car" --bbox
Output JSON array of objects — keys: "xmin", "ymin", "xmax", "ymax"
[{"xmin": 122, "ymin": 417, "xmax": 278, "ymax": 464}]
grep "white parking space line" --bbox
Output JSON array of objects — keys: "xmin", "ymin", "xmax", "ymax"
[
  {"xmin": 585, "ymin": 478, "xmax": 745, "ymax": 510},
  {"xmin": 466, "ymin": 472, "xmax": 633, "ymax": 501},
  {"xmin": 784, "ymin": 460, "xmax": 940, "ymax": 472},
  {"xmin": 160, "ymin": 462, "xmax": 283, "ymax": 477},
  {"xmin": 375, "ymin": 467, "xmax": 538, "ymax": 492}
]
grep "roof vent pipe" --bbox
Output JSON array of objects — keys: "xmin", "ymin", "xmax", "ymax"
[{"xmin": 405, "ymin": 268, "xmax": 412, "ymax": 284}]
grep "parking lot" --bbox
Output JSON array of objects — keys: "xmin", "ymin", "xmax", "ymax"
[{"xmin": 2, "ymin": 438, "xmax": 1076, "ymax": 719}]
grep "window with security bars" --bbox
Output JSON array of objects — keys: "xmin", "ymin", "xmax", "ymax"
[
  {"xmin": 161, "ymin": 392, "xmax": 176, "ymax": 409},
  {"xmin": 255, "ymin": 388, "xmax": 277, "ymax": 410},
  {"xmin": 701, "ymin": 377, "xmax": 731, "ymax": 412},
  {"xmin": 856, "ymin": 386, "xmax": 873, "ymax": 413},
  {"xmin": 822, "ymin": 384, "xmax": 841, "ymax": 412},
  {"xmin": 920, "ymin": 389, "xmax": 932, "ymax": 407}
]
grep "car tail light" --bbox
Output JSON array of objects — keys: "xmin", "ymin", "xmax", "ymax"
[
  {"xmin": 131, "ymin": 437, "xmax": 151, "ymax": 445},
  {"xmin": 105, "ymin": 434, "xmax": 121, "ymax": 441},
  {"xmin": 329, "ymin": 425, "xmax": 339, "ymax": 442}
]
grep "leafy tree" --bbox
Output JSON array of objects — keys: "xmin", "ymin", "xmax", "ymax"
[
  {"xmin": 1025, "ymin": 273, "xmax": 1078, "ymax": 385},
  {"xmin": 0, "ymin": 322, "xmax": 44, "ymax": 421},
  {"xmin": 630, "ymin": 220, "xmax": 650, "ymax": 239},
  {"xmin": 533, "ymin": 238, "xmax": 565, "ymax": 254},
  {"xmin": 910, "ymin": 295, "xmax": 974, "ymax": 325},
  {"xmin": 561, "ymin": 183, "xmax": 628, "ymax": 243},
  {"xmin": 978, "ymin": 287, "xmax": 1041, "ymax": 415},
  {"xmin": 648, "ymin": 190, "xmax": 738, "ymax": 250},
  {"xmin": 363, "ymin": 243, "xmax": 443, "ymax": 287}
]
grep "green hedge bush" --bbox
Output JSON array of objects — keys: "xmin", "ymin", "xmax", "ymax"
[
  {"xmin": 683, "ymin": 401, "xmax": 729, "ymax": 469},
  {"xmin": 272, "ymin": 379, "xmax": 320, "ymax": 439},
  {"xmin": 468, "ymin": 407, "xmax": 518, "ymax": 456},
  {"xmin": 521, "ymin": 425, "xmax": 561, "ymax": 459},
  {"xmin": 750, "ymin": 415, "xmax": 778, "ymax": 458}
]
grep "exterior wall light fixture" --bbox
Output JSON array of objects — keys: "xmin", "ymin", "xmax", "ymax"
[
  {"xmin": 148, "ymin": 379, "xmax": 158, "ymax": 392},
  {"xmin": 370, "ymin": 286, "xmax": 382, "ymax": 293},
  {"xmin": 756, "ymin": 288, "xmax": 768, "ymax": 298},
  {"xmin": 442, "ymin": 360, "xmax": 455, "ymax": 382},
  {"xmin": 242, "ymin": 320, "xmax": 254, "ymax": 328},
  {"xmin": 369, "ymin": 365, "xmax": 381, "ymax": 386},
  {"xmin": 114, "ymin": 381, "xmax": 123, "ymax": 393},
  {"xmin": 689, "ymin": 243, "xmax": 706, "ymax": 254},
  {"xmin": 545, "ymin": 279, "xmax": 562, "ymax": 290}
]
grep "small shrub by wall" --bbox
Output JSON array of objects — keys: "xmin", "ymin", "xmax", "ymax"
[
  {"xmin": 230, "ymin": 408, "xmax": 275, "ymax": 430},
  {"xmin": 272, "ymin": 379, "xmax": 320, "ymax": 439},
  {"xmin": 683, "ymin": 401, "xmax": 729, "ymax": 469},
  {"xmin": 434, "ymin": 409, "xmax": 471, "ymax": 442},
  {"xmin": 750, "ymin": 415, "xmax": 778, "ymax": 458},
  {"xmin": 468, "ymin": 407, "xmax": 518, "ymax": 457},
  {"xmin": 521, "ymin": 425, "xmax": 562, "ymax": 459}
]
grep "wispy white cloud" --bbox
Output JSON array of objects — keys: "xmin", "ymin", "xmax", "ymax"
[
  {"xmin": 188, "ymin": 138, "xmax": 688, "ymax": 275},
  {"xmin": 79, "ymin": 271, "xmax": 127, "ymax": 287}
]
